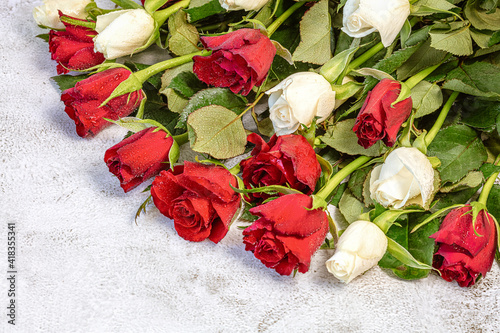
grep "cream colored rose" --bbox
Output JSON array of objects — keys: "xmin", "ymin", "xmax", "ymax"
[
  {"xmin": 93, "ymin": 9, "xmax": 155, "ymax": 60},
  {"xmin": 219, "ymin": 0, "xmax": 270, "ymax": 11},
  {"xmin": 33, "ymin": 0, "xmax": 92, "ymax": 29},
  {"xmin": 370, "ymin": 147, "xmax": 434, "ymax": 209},
  {"xmin": 326, "ymin": 220, "xmax": 387, "ymax": 283},
  {"xmin": 342, "ymin": 0, "xmax": 410, "ymax": 47},
  {"xmin": 266, "ymin": 72, "xmax": 337, "ymax": 136}
]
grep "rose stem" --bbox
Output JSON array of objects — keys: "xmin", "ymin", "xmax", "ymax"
[
  {"xmin": 404, "ymin": 60, "xmax": 446, "ymax": 89},
  {"xmin": 153, "ymin": 0, "xmax": 191, "ymax": 26},
  {"xmin": 266, "ymin": 2, "xmax": 305, "ymax": 37},
  {"xmin": 424, "ymin": 91, "xmax": 459, "ymax": 147},
  {"xmin": 477, "ymin": 154, "xmax": 500, "ymax": 206},
  {"xmin": 173, "ymin": 132, "xmax": 189, "ymax": 146},
  {"xmin": 315, "ymin": 155, "xmax": 372, "ymax": 201}
]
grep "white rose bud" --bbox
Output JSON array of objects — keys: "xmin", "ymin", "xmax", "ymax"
[
  {"xmin": 93, "ymin": 9, "xmax": 155, "ymax": 60},
  {"xmin": 219, "ymin": 0, "xmax": 270, "ymax": 11},
  {"xmin": 266, "ymin": 72, "xmax": 337, "ymax": 136},
  {"xmin": 326, "ymin": 220, "xmax": 387, "ymax": 283},
  {"xmin": 370, "ymin": 147, "xmax": 435, "ymax": 209},
  {"xmin": 342, "ymin": 0, "xmax": 410, "ymax": 47},
  {"xmin": 33, "ymin": 0, "xmax": 92, "ymax": 29}
]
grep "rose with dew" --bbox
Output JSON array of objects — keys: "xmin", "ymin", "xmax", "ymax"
[
  {"xmin": 342, "ymin": 0, "xmax": 410, "ymax": 47},
  {"xmin": 240, "ymin": 133, "xmax": 321, "ymax": 203},
  {"xmin": 104, "ymin": 127, "xmax": 176, "ymax": 193},
  {"xmin": 267, "ymin": 72, "xmax": 337, "ymax": 136},
  {"xmin": 61, "ymin": 67, "xmax": 144, "ymax": 138},
  {"xmin": 49, "ymin": 13, "xmax": 105, "ymax": 74},
  {"xmin": 33, "ymin": 0, "xmax": 92, "ymax": 29},
  {"xmin": 219, "ymin": 0, "xmax": 271, "ymax": 11},
  {"xmin": 193, "ymin": 29, "xmax": 276, "ymax": 96},
  {"xmin": 151, "ymin": 162, "xmax": 241, "ymax": 244},
  {"xmin": 370, "ymin": 147, "xmax": 435, "ymax": 209},
  {"xmin": 353, "ymin": 78, "xmax": 412, "ymax": 149},
  {"xmin": 243, "ymin": 193, "xmax": 329, "ymax": 275},
  {"xmin": 93, "ymin": 9, "xmax": 155, "ymax": 60},
  {"xmin": 326, "ymin": 220, "xmax": 387, "ymax": 283},
  {"xmin": 431, "ymin": 206, "xmax": 497, "ymax": 287}
]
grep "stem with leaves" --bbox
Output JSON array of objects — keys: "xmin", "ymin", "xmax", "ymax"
[{"xmin": 478, "ymin": 155, "xmax": 500, "ymax": 206}]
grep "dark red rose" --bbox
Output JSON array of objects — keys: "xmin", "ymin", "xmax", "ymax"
[
  {"xmin": 353, "ymin": 79, "xmax": 412, "ymax": 148},
  {"xmin": 151, "ymin": 162, "xmax": 241, "ymax": 243},
  {"xmin": 104, "ymin": 127, "xmax": 174, "ymax": 192},
  {"xmin": 193, "ymin": 28, "xmax": 276, "ymax": 95},
  {"xmin": 430, "ymin": 205, "xmax": 497, "ymax": 287},
  {"xmin": 243, "ymin": 193, "xmax": 329, "ymax": 275},
  {"xmin": 49, "ymin": 13, "xmax": 105, "ymax": 74},
  {"xmin": 61, "ymin": 67, "xmax": 143, "ymax": 138},
  {"xmin": 240, "ymin": 133, "xmax": 321, "ymax": 203}
]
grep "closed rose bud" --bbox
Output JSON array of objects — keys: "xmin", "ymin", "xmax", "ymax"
[
  {"xmin": 243, "ymin": 194, "xmax": 329, "ymax": 275},
  {"xmin": 61, "ymin": 68, "xmax": 144, "ymax": 138},
  {"xmin": 342, "ymin": 0, "xmax": 410, "ymax": 47},
  {"xmin": 93, "ymin": 9, "xmax": 155, "ymax": 60},
  {"xmin": 104, "ymin": 127, "xmax": 175, "ymax": 193},
  {"xmin": 33, "ymin": 0, "xmax": 92, "ymax": 29},
  {"xmin": 219, "ymin": 0, "xmax": 270, "ymax": 11},
  {"xmin": 240, "ymin": 133, "xmax": 321, "ymax": 203},
  {"xmin": 49, "ymin": 14, "xmax": 105, "ymax": 74},
  {"xmin": 353, "ymin": 79, "xmax": 412, "ymax": 148},
  {"xmin": 193, "ymin": 29, "xmax": 276, "ymax": 96},
  {"xmin": 267, "ymin": 72, "xmax": 337, "ymax": 136},
  {"xmin": 326, "ymin": 220, "xmax": 387, "ymax": 283},
  {"xmin": 431, "ymin": 206, "xmax": 497, "ymax": 287},
  {"xmin": 369, "ymin": 147, "xmax": 435, "ymax": 209},
  {"xmin": 151, "ymin": 162, "xmax": 241, "ymax": 244}
]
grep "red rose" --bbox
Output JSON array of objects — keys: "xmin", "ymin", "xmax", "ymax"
[
  {"xmin": 193, "ymin": 28, "xmax": 276, "ymax": 96},
  {"xmin": 240, "ymin": 133, "xmax": 321, "ymax": 203},
  {"xmin": 243, "ymin": 193, "xmax": 329, "ymax": 275},
  {"xmin": 151, "ymin": 162, "xmax": 241, "ymax": 243},
  {"xmin": 49, "ymin": 13, "xmax": 105, "ymax": 74},
  {"xmin": 352, "ymin": 79, "xmax": 412, "ymax": 148},
  {"xmin": 430, "ymin": 205, "xmax": 497, "ymax": 287},
  {"xmin": 104, "ymin": 127, "xmax": 174, "ymax": 192},
  {"xmin": 61, "ymin": 68, "xmax": 143, "ymax": 138}
]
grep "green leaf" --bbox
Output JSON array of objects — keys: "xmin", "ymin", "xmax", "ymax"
[
  {"xmin": 411, "ymin": 81, "xmax": 443, "ymax": 118},
  {"xmin": 430, "ymin": 186, "xmax": 481, "ymax": 213},
  {"xmin": 347, "ymin": 166, "xmax": 371, "ymax": 202},
  {"xmin": 338, "ymin": 189, "xmax": 369, "ymax": 224},
  {"xmin": 185, "ymin": 0, "xmax": 224, "ymax": 23},
  {"xmin": 429, "ymin": 23, "xmax": 473, "ymax": 56},
  {"xmin": 187, "ymin": 105, "xmax": 247, "ymax": 159},
  {"xmin": 167, "ymin": 10, "xmax": 200, "ymax": 56},
  {"xmin": 480, "ymin": 163, "xmax": 500, "ymax": 179},
  {"xmin": 168, "ymin": 71, "xmax": 207, "ymax": 99},
  {"xmin": 458, "ymin": 96, "xmax": 500, "ymax": 130},
  {"xmin": 321, "ymin": 119, "xmax": 386, "ymax": 157},
  {"xmin": 443, "ymin": 62, "xmax": 500, "ymax": 100},
  {"xmin": 411, "ymin": 0, "xmax": 459, "ymax": 16},
  {"xmin": 292, "ymin": 0, "xmax": 332, "ymax": 65},
  {"xmin": 440, "ymin": 171, "xmax": 485, "ymax": 192},
  {"xmin": 159, "ymin": 62, "xmax": 193, "ymax": 114},
  {"xmin": 397, "ymin": 38, "xmax": 448, "ymax": 81},
  {"xmin": 109, "ymin": 0, "xmax": 141, "ymax": 9},
  {"xmin": 51, "ymin": 74, "xmax": 90, "ymax": 91},
  {"xmin": 427, "ymin": 124, "xmax": 488, "ymax": 184},
  {"xmin": 486, "ymin": 184, "xmax": 500, "ymax": 222},
  {"xmin": 465, "ymin": 0, "xmax": 500, "ymax": 30},
  {"xmin": 36, "ymin": 33, "xmax": 49, "ymax": 42},
  {"xmin": 177, "ymin": 88, "xmax": 247, "ymax": 129}
]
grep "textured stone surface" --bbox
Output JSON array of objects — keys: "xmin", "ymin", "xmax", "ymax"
[{"xmin": 0, "ymin": 1, "xmax": 499, "ymax": 332}]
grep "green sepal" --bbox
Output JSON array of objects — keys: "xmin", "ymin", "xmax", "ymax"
[
  {"xmin": 470, "ymin": 201, "xmax": 488, "ymax": 237},
  {"xmin": 101, "ymin": 72, "xmax": 143, "ymax": 107},
  {"xmin": 412, "ymin": 129, "xmax": 428, "ymax": 154},
  {"xmin": 60, "ymin": 15, "xmax": 96, "ymax": 29},
  {"xmin": 386, "ymin": 237, "xmax": 435, "ymax": 271},
  {"xmin": 319, "ymin": 43, "xmax": 359, "ymax": 84},
  {"xmin": 316, "ymin": 154, "xmax": 334, "ymax": 182},
  {"xmin": 411, "ymin": 204, "xmax": 464, "ymax": 233},
  {"xmin": 230, "ymin": 184, "xmax": 302, "ymax": 196},
  {"xmin": 310, "ymin": 195, "xmax": 328, "ymax": 211},
  {"xmin": 135, "ymin": 194, "xmax": 153, "ymax": 225},
  {"xmin": 391, "ymin": 81, "xmax": 411, "ymax": 107},
  {"xmin": 271, "ymin": 40, "xmax": 294, "ymax": 65}
]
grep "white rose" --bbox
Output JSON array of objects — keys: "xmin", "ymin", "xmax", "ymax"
[
  {"xmin": 33, "ymin": 0, "xmax": 92, "ymax": 29},
  {"xmin": 93, "ymin": 9, "xmax": 155, "ymax": 60},
  {"xmin": 326, "ymin": 220, "xmax": 387, "ymax": 283},
  {"xmin": 342, "ymin": 0, "xmax": 410, "ymax": 47},
  {"xmin": 219, "ymin": 0, "xmax": 270, "ymax": 11},
  {"xmin": 370, "ymin": 147, "xmax": 435, "ymax": 209},
  {"xmin": 266, "ymin": 72, "xmax": 337, "ymax": 136}
]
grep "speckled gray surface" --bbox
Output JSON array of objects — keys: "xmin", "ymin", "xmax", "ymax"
[{"xmin": 1, "ymin": 1, "xmax": 500, "ymax": 332}]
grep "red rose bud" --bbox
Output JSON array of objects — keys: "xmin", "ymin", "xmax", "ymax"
[
  {"xmin": 243, "ymin": 193, "xmax": 329, "ymax": 275},
  {"xmin": 49, "ymin": 13, "xmax": 105, "ymax": 74},
  {"xmin": 104, "ymin": 127, "xmax": 175, "ymax": 193},
  {"xmin": 430, "ymin": 206, "xmax": 497, "ymax": 287},
  {"xmin": 61, "ymin": 68, "xmax": 143, "ymax": 138},
  {"xmin": 151, "ymin": 162, "xmax": 241, "ymax": 243},
  {"xmin": 240, "ymin": 133, "xmax": 321, "ymax": 203},
  {"xmin": 193, "ymin": 29, "xmax": 276, "ymax": 96},
  {"xmin": 353, "ymin": 79, "xmax": 412, "ymax": 148}
]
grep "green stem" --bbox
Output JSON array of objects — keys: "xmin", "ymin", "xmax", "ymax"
[
  {"xmin": 405, "ymin": 63, "xmax": 441, "ymax": 89},
  {"xmin": 424, "ymin": 91, "xmax": 459, "ymax": 147},
  {"xmin": 267, "ymin": 2, "xmax": 305, "ymax": 37},
  {"xmin": 478, "ymin": 155, "xmax": 500, "ymax": 206},
  {"xmin": 346, "ymin": 42, "xmax": 384, "ymax": 73},
  {"xmin": 173, "ymin": 132, "xmax": 189, "ymax": 146},
  {"xmin": 153, "ymin": 0, "xmax": 191, "ymax": 26},
  {"xmin": 316, "ymin": 155, "xmax": 372, "ymax": 200}
]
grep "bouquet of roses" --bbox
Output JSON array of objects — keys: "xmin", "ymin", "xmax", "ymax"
[{"xmin": 34, "ymin": 0, "xmax": 500, "ymax": 287}]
